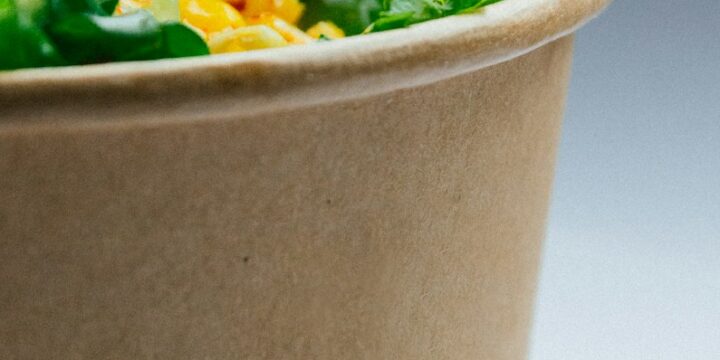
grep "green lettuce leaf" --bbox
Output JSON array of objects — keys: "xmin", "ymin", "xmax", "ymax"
[
  {"xmin": 367, "ymin": 0, "xmax": 504, "ymax": 32},
  {"xmin": 1, "ymin": 0, "xmax": 65, "ymax": 69},
  {"xmin": 370, "ymin": 0, "xmax": 447, "ymax": 32},
  {"xmin": 2, "ymin": 0, "xmax": 207, "ymax": 71},
  {"xmin": 299, "ymin": 0, "xmax": 382, "ymax": 36}
]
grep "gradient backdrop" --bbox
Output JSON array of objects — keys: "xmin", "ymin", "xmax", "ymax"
[{"xmin": 529, "ymin": 0, "xmax": 720, "ymax": 358}]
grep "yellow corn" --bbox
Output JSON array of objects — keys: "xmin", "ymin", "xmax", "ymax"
[
  {"xmin": 208, "ymin": 25, "xmax": 288, "ymax": 53},
  {"xmin": 116, "ymin": 0, "xmax": 339, "ymax": 56},
  {"xmin": 248, "ymin": 13, "xmax": 313, "ymax": 44},
  {"xmin": 306, "ymin": 21, "xmax": 345, "ymax": 39},
  {"xmin": 240, "ymin": 0, "xmax": 271, "ymax": 18},
  {"xmin": 241, "ymin": 0, "xmax": 303, "ymax": 25},
  {"xmin": 272, "ymin": 0, "xmax": 304, "ymax": 25},
  {"xmin": 180, "ymin": 0, "xmax": 246, "ymax": 34}
]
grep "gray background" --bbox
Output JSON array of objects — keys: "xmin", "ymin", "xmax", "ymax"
[{"xmin": 529, "ymin": 0, "xmax": 720, "ymax": 359}]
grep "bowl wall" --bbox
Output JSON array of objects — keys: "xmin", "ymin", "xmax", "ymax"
[{"xmin": 0, "ymin": 35, "xmax": 574, "ymax": 359}]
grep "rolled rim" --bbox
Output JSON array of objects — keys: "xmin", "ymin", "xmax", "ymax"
[{"xmin": 0, "ymin": 0, "xmax": 611, "ymax": 128}]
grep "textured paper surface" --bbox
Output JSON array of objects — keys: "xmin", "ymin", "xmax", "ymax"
[{"xmin": 1, "ymin": 37, "xmax": 573, "ymax": 359}]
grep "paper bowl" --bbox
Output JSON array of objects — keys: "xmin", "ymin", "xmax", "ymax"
[{"xmin": 0, "ymin": 0, "xmax": 609, "ymax": 358}]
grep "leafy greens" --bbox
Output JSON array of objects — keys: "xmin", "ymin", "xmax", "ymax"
[
  {"xmin": 0, "ymin": 0, "xmax": 207, "ymax": 70},
  {"xmin": 301, "ymin": 0, "xmax": 502, "ymax": 35},
  {"xmin": 1, "ymin": 0, "xmax": 505, "ymax": 70},
  {"xmin": 368, "ymin": 0, "xmax": 504, "ymax": 32},
  {"xmin": 299, "ymin": 0, "xmax": 382, "ymax": 36},
  {"xmin": 299, "ymin": 0, "xmax": 503, "ymax": 35}
]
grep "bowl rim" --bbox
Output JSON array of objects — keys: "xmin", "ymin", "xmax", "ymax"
[{"xmin": 0, "ymin": 0, "xmax": 610, "ymax": 128}]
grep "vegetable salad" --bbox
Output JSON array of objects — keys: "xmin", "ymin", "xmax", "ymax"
[{"xmin": 1, "ymin": 0, "xmax": 505, "ymax": 70}]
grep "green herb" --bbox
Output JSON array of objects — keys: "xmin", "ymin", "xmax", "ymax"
[
  {"xmin": 160, "ymin": 22, "xmax": 208, "ymax": 57},
  {"xmin": 368, "ymin": 0, "xmax": 504, "ymax": 32},
  {"xmin": 1, "ymin": 0, "xmax": 207, "ymax": 70},
  {"xmin": 1, "ymin": 0, "xmax": 506, "ymax": 71},
  {"xmin": 299, "ymin": 0, "xmax": 382, "ymax": 36},
  {"xmin": 1, "ymin": 0, "xmax": 65, "ymax": 69}
]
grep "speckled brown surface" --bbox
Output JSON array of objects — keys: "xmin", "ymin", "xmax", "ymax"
[{"xmin": 0, "ymin": 0, "xmax": 608, "ymax": 358}]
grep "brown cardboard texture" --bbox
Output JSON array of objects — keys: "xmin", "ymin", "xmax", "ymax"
[{"xmin": 0, "ymin": 0, "xmax": 610, "ymax": 358}]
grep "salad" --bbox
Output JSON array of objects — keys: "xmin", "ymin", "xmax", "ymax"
[{"xmin": 0, "ymin": 0, "xmax": 504, "ymax": 70}]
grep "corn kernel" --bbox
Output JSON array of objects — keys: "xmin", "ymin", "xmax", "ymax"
[
  {"xmin": 180, "ymin": 0, "xmax": 246, "ymax": 34},
  {"xmin": 248, "ymin": 13, "xmax": 313, "ymax": 44},
  {"xmin": 272, "ymin": 0, "xmax": 304, "ymax": 25},
  {"xmin": 240, "ymin": 0, "xmax": 272, "ymax": 17},
  {"xmin": 208, "ymin": 25, "xmax": 288, "ymax": 53},
  {"xmin": 306, "ymin": 21, "xmax": 345, "ymax": 39},
  {"xmin": 241, "ymin": 0, "xmax": 303, "ymax": 25}
]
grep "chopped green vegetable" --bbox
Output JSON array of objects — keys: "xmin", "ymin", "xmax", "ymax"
[
  {"xmin": 1, "ymin": 0, "xmax": 505, "ymax": 71},
  {"xmin": 1, "ymin": 0, "xmax": 207, "ymax": 70},
  {"xmin": 48, "ymin": 11, "xmax": 163, "ymax": 63},
  {"xmin": 368, "ymin": 0, "xmax": 503, "ymax": 32},
  {"xmin": 299, "ymin": 0, "xmax": 382, "ymax": 36},
  {"xmin": 160, "ymin": 22, "xmax": 209, "ymax": 57},
  {"xmin": 453, "ymin": 0, "xmax": 504, "ymax": 13},
  {"xmin": 1, "ymin": 0, "xmax": 65, "ymax": 69},
  {"xmin": 368, "ymin": 0, "xmax": 447, "ymax": 32}
]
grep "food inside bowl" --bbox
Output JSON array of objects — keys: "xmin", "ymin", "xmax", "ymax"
[{"xmin": 0, "ymin": 0, "xmax": 504, "ymax": 70}]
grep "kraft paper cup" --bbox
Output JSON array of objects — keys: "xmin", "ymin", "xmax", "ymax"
[{"xmin": 0, "ymin": 0, "xmax": 610, "ymax": 358}]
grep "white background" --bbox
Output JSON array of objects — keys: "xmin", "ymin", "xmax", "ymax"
[{"xmin": 529, "ymin": 0, "xmax": 720, "ymax": 358}]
